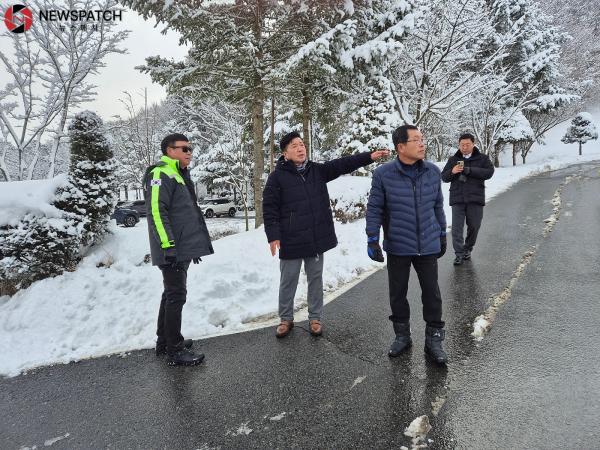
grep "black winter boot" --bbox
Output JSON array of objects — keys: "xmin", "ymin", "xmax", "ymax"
[
  {"xmin": 389, "ymin": 322, "xmax": 412, "ymax": 357},
  {"xmin": 424, "ymin": 326, "xmax": 448, "ymax": 364},
  {"xmin": 167, "ymin": 348, "xmax": 205, "ymax": 366},
  {"xmin": 156, "ymin": 339, "xmax": 193, "ymax": 356}
]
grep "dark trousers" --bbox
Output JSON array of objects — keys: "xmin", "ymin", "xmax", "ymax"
[
  {"xmin": 157, "ymin": 262, "xmax": 190, "ymax": 353},
  {"xmin": 451, "ymin": 203, "xmax": 484, "ymax": 256},
  {"xmin": 387, "ymin": 254, "xmax": 444, "ymax": 328}
]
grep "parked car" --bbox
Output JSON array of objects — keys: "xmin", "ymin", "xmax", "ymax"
[
  {"xmin": 198, "ymin": 198, "xmax": 237, "ymax": 218},
  {"xmin": 111, "ymin": 207, "xmax": 140, "ymax": 227},
  {"xmin": 118, "ymin": 199, "xmax": 146, "ymax": 217}
]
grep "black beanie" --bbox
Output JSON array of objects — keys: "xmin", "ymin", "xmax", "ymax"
[{"xmin": 279, "ymin": 131, "xmax": 302, "ymax": 152}]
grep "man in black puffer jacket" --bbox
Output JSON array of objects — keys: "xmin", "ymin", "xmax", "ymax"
[
  {"xmin": 263, "ymin": 131, "xmax": 389, "ymax": 339},
  {"xmin": 441, "ymin": 133, "xmax": 494, "ymax": 266}
]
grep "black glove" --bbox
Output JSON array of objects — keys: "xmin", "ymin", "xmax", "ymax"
[
  {"xmin": 192, "ymin": 257, "xmax": 202, "ymax": 264},
  {"xmin": 367, "ymin": 236, "xmax": 385, "ymax": 262},
  {"xmin": 437, "ymin": 235, "xmax": 447, "ymax": 259},
  {"xmin": 164, "ymin": 247, "xmax": 180, "ymax": 270}
]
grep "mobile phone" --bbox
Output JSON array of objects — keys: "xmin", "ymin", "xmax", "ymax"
[{"xmin": 457, "ymin": 160, "xmax": 464, "ymax": 168}]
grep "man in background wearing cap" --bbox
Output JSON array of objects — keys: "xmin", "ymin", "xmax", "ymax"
[{"xmin": 263, "ymin": 131, "xmax": 389, "ymax": 338}]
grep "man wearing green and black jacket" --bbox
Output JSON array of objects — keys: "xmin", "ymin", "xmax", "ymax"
[{"xmin": 143, "ymin": 133, "xmax": 213, "ymax": 366}]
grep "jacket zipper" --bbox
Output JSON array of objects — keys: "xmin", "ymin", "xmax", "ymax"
[
  {"xmin": 412, "ymin": 180, "xmax": 422, "ymax": 255},
  {"xmin": 299, "ymin": 171, "xmax": 319, "ymax": 258}
]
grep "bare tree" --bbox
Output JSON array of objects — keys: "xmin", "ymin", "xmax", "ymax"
[
  {"xmin": 0, "ymin": 0, "xmax": 127, "ymax": 180},
  {"xmin": 109, "ymin": 89, "xmax": 165, "ymax": 196}
]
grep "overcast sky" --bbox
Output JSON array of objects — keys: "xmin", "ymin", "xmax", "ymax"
[
  {"xmin": 0, "ymin": 7, "xmax": 189, "ymax": 120},
  {"xmin": 87, "ymin": 8, "xmax": 189, "ymax": 119}
]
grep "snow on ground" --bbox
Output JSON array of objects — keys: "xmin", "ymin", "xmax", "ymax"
[{"xmin": 1, "ymin": 115, "xmax": 600, "ymax": 377}]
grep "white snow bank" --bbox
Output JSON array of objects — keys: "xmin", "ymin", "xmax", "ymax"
[{"xmin": 0, "ymin": 175, "xmax": 68, "ymax": 227}]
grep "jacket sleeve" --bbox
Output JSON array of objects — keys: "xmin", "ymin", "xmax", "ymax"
[
  {"xmin": 262, "ymin": 172, "xmax": 281, "ymax": 243},
  {"xmin": 147, "ymin": 169, "xmax": 176, "ymax": 249},
  {"xmin": 365, "ymin": 170, "xmax": 385, "ymax": 240},
  {"xmin": 321, "ymin": 152, "xmax": 373, "ymax": 182},
  {"xmin": 466, "ymin": 155, "xmax": 495, "ymax": 180},
  {"xmin": 441, "ymin": 157, "xmax": 457, "ymax": 183},
  {"xmin": 434, "ymin": 174, "xmax": 447, "ymax": 236}
]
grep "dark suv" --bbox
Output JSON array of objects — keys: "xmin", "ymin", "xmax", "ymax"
[
  {"xmin": 119, "ymin": 199, "xmax": 146, "ymax": 217},
  {"xmin": 111, "ymin": 206, "xmax": 140, "ymax": 227}
]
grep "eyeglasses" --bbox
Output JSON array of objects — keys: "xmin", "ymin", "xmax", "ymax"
[
  {"xmin": 405, "ymin": 139, "xmax": 426, "ymax": 144},
  {"xmin": 169, "ymin": 145, "xmax": 193, "ymax": 154}
]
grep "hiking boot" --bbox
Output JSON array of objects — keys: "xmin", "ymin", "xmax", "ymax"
[
  {"xmin": 156, "ymin": 339, "xmax": 193, "ymax": 356},
  {"xmin": 424, "ymin": 326, "xmax": 448, "ymax": 364},
  {"xmin": 166, "ymin": 348, "xmax": 205, "ymax": 366},
  {"xmin": 463, "ymin": 250, "xmax": 471, "ymax": 260},
  {"xmin": 453, "ymin": 255, "xmax": 463, "ymax": 266},
  {"xmin": 389, "ymin": 322, "xmax": 412, "ymax": 357},
  {"xmin": 276, "ymin": 320, "xmax": 294, "ymax": 338},
  {"xmin": 309, "ymin": 320, "xmax": 323, "ymax": 336}
]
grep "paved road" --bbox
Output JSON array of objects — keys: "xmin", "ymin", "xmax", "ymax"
[
  {"xmin": 2, "ymin": 162, "xmax": 599, "ymax": 449},
  {"xmin": 430, "ymin": 162, "xmax": 600, "ymax": 449}
]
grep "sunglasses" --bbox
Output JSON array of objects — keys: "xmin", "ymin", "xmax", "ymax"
[{"xmin": 170, "ymin": 145, "xmax": 193, "ymax": 154}]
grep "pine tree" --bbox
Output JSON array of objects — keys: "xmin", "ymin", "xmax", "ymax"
[
  {"xmin": 54, "ymin": 111, "xmax": 117, "ymax": 247},
  {"xmin": 561, "ymin": 113, "xmax": 598, "ymax": 156},
  {"xmin": 338, "ymin": 76, "xmax": 397, "ymax": 156},
  {"xmin": 0, "ymin": 213, "xmax": 81, "ymax": 292}
]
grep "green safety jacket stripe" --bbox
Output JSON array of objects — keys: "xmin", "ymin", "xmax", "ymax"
[{"xmin": 151, "ymin": 169, "xmax": 174, "ymax": 249}]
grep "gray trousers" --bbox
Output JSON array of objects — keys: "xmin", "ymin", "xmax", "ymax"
[
  {"xmin": 279, "ymin": 254, "xmax": 324, "ymax": 321},
  {"xmin": 451, "ymin": 203, "xmax": 484, "ymax": 256}
]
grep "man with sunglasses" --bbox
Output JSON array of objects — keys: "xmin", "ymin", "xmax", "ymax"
[
  {"xmin": 144, "ymin": 133, "xmax": 213, "ymax": 366},
  {"xmin": 365, "ymin": 125, "xmax": 448, "ymax": 364}
]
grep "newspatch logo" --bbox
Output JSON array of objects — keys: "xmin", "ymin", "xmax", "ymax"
[{"xmin": 4, "ymin": 4, "xmax": 33, "ymax": 33}]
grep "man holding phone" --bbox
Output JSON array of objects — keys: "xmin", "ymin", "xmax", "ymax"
[{"xmin": 441, "ymin": 133, "xmax": 495, "ymax": 265}]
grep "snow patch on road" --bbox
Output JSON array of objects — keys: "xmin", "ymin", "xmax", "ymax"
[
  {"xmin": 350, "ymin": 375, "xmax": 367, "ymax": 389},
  {"xmin": 403, "ymin": 415, "xmax": 432, "ymax": 449},
  {"xmin": 44, "ymin": 433, "xmax": 70, "ymax": 446},
  {"xmin": 269, "ymin": 412, "xmax": 287, "ymax": 421},
  {"xmin": 472, "ymin": 172, "xmax": 583, "ymax": 340},
  {"xmin": 226, "ymin": 422, "xmax": 252, "ymax": 436},
  {"xmin": 472, "ymin": 247, "xmax": 536, "ymax": 340}
]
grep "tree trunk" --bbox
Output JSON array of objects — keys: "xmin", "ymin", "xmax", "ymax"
[
  {"xmin": 512, "ymin": 143, "xmax": 517, "ymax": 166},
  {"xmin": 521, "ymin": 140, "xmax": 534, "ymax": 165},
  {"xmin": 47, "ymin": 102, "xmax": 70, "ymax": 178},
  {"xmin": 0, "ymin": 148, "xmax": 11, "ymax": 181},
  {"xmin": 252, "ymin": 79, "xmax": 265, "ymax": 228},
  {"xmin": 251, "ymin": 3, "xmax": 265, "ymax": 228},
  {"xmin": 579, "ymin": 141, "xmax": 582, "ymax": 156},
  {"xmin": 270, "ymin": 97, "xmax": 275, "ymax": 173},
  {"xmin": 302, "ymin": 84, "xmax": 310, "ymax": 159},
  {"xmin": 492, "ymin": 142, "xmax": 502, "ymax": 168}
]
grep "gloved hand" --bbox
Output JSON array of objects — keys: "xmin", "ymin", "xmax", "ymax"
[
  {"xmin": 367, "ymin": 236, "xmax": 384, "ymax": 262},
  {"xmin": 463, "ymin": 166, "xmax": 471, "ymax": 175},
  {"xmin": 437, "ymin": 235, "xmax": 447, "ymax": 258},
  {"xmin": 164, "ymin": 247, "xmax": 179, "ymax": 270},
  {"xmin": 192, "ymin": 257, "xmax": 202, "ymax": 264}
]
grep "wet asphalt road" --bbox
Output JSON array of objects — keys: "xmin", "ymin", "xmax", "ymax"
[{"xmin": 1, "ymin": 162, "xmax": 599, "ymax": 449}]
